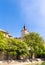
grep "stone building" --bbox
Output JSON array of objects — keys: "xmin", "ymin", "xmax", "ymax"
[{"xmin": 0, "ymin": 29, "xmax": 12, "ymax": 38}]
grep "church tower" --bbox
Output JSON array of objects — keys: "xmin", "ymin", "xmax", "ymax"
[{"xmin": 21, "ymin": 25, "xmax": 29, "ymax": 40}]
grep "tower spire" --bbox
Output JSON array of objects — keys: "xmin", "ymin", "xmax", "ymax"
[
  {"xmin": 23, "ymin": 25, "xmax": 26, "ymax": 30},
  {"xmin": 23, "ymin": 25, "xmax": 27, "ymax": 30}
]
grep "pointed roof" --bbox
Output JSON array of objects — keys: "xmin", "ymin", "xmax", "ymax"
[
  {"xmin": 23, "ymin": 25, "xmax": 27, "ymax": 30},
  {"xmin": 0, "ymin": 29, "xmax": 9, "ymax": 34}
]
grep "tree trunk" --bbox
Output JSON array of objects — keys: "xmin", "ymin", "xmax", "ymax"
[
  {"xmin": 16, "ymin": 55, "xmax": 21, "ymax": 60},
  {"xmin": 31, "ymin": 53, "xmax": 35, "ymax": 59}
]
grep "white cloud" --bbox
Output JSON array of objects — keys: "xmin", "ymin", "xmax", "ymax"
[{"xmin": 21, "ymin": 0, "xmax": 45, "ymax": 27}]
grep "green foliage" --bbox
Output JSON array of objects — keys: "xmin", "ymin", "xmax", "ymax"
[
  {"xmin": 0, "ymin": 39, "xmax": 7, "ymax": 51},
  {"xmin": 16, "ymin": 40, "xmax": 29, "ymax": 57},
  {"xmin": 41, "ymin": 62, "xmax": 45, "ymax": 65},
  {"xmin": 5, "ymin": 38, "xmax": 29, "ymax": 59},
  {"xmin": 0, "ymin": 32, "xmax": 5, "ymax": 39},
  {"xmin": 24, "ymin": 32, "xmax": 44, "ymax": 58},
  {"xmin": 0, "ymin": 32, "xmax": 7, "ymax": 51},
  {"xmin": 0, "ymin": 31, "xmax": 45, "ymax": 60}
]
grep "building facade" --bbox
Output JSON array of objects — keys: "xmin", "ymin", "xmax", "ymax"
[{"xmin": 0, "ymin": 29, "xmax": 12, "ymax": 38}]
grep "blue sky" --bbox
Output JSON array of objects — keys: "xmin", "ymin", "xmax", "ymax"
[{"xmin": 0, "ymin": 0, "xmax": 45, "ymax": 40}]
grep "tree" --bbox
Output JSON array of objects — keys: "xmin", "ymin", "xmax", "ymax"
[
  {"xmin": 0, "ymin": 32, "xmax": 7, "ymax": 52},
  {"xmin": 0, "ymin": 32, "xmax": 7, "ymax": 60},
  {"xmin": 15, "ymin": 39, "xmax": 29, "ymax": 59},
  {"xmin": 5, "ymin": 38, "xmax": 17, "ymax": 60},
  {"xmin": 6, "ymin": 38, "xmax": 29, "ymax": 60},
  {"xmin": 24, "ymin": 32, "xmax": 44, "ymax": 59}
]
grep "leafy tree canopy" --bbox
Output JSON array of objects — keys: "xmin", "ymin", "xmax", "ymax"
[{"xmin": 23, "ymin": 32, "xmax": 44, "ymax": 58}]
